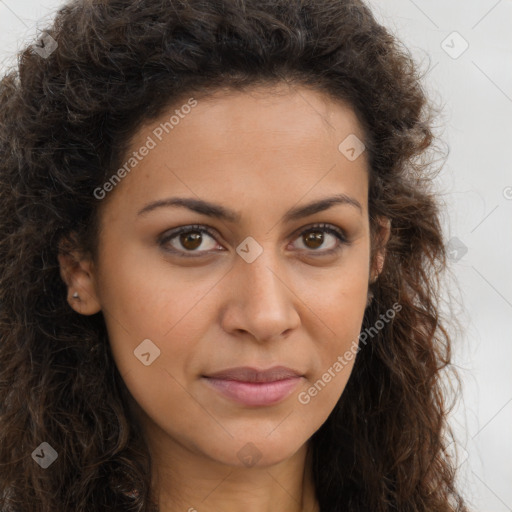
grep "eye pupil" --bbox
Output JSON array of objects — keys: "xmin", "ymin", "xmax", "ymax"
[
  {"xmin": 304, "ymin": 231, "xmax": 324, "ymax": 249},
  {"xmin": 180, "ymin": 232, "xmax": 202, "ymax": 250}
]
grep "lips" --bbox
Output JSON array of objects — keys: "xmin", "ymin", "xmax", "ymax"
[
  {"xmin": 203, "ymin": 365, "xmax": 302, "ymax": 383},
  {"xmin": 202, "ymin": 366, "xmax": 304, "ymax": 406}
]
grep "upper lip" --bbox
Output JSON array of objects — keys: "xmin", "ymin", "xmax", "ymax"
[{"xmin": 203, "ymin": 365, "xmax": 303, "ymax": 383}]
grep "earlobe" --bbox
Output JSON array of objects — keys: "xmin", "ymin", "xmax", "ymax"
[{"xmin": 57, "ymin": 239, "xmax": 102, "ymax": 316}]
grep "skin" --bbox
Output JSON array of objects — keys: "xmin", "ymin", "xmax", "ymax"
[{"xmin": 58, "ymin": 83, "xmax": 390, "ymax": 512}]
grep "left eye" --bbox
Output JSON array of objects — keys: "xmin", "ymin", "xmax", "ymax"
[
  {"xmin": 159, "ymin": 223, "xmax": 347, "ymax": 257},
  {"xmin": 292, "ymin": 225, "xmax": 346, "ymax": 252}
]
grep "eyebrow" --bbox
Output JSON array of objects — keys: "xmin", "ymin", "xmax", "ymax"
[{"xmin": 137, "ymin": 193, "xmax": 363, "ymax": 222}]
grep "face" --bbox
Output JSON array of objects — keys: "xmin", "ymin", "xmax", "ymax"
[{"xmin": 60, "ymin": 83, "xmax": 386, "ymax": 471}]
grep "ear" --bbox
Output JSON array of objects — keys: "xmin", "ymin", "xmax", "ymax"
[
  {"xmin": 370, "ymin": 216, "xmax": 391, "ymax": 282},
  {"xmin": 57, "ymin": 235, "xmax": 102, "ymax": 316}
]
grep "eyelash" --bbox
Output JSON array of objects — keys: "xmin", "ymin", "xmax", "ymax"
[{"xmin": 158, "ymin": 223, "xmax": 349, "ymax": 258}]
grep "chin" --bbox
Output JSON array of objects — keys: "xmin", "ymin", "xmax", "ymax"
[{"xmin": 202, "ymin": 434, "xmax": 307, "ymax": 469}]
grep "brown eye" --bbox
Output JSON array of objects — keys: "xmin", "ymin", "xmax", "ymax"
[
  {"xmin": 292, "ymin": 224, "xmax": 347, "ymax": 254},
  {"xmin": 302, "ymin": 230, "xmax": 325, "ymax": 249},
  {"xmin": 160, "ymin": 225, "xmax": 220, "ymax": 256},
  {"xmin": 179, "ymin": 231, "xmax": 203, "ymax": 251}
]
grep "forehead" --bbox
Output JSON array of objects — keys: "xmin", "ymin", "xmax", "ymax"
[
  {"xmin": 165, "ymin": 83, "xmax": 366, "ymax": 153},
  {"xmin": 100, "ymin": 83, "xmax": 369, "ymax": 220}
]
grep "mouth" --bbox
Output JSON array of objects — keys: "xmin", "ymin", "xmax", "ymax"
[{"xmin": 201, "ymin": 366, "xmax": 304, "ymax": 407}]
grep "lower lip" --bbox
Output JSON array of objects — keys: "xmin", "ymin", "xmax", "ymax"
[{"xmin": 203, "ymin": 376, "xmax": 303, "ymax": 406}]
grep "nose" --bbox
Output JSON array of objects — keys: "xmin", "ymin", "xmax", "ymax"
[{"xmin": 219, "ymin": 245, "xmax": 301, "ymax": 343}]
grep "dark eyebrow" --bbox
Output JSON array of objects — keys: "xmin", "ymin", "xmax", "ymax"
[{"xmin": 137, "ymin": 193, "xmax": 363, "ymax": 222}]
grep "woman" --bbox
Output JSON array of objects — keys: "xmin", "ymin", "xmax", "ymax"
[{"xmin": 0, "ymin": 0, "xmax": 469, "ymax": 511}]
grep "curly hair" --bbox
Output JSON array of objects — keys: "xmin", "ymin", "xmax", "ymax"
[{"xmin": 0, "ymin": 0, "xmax": 468, "ymax": 511}]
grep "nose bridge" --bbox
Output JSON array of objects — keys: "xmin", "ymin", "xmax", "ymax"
[
  {"xmin": 222, "ymin": 238, "xmax": 300, "ymax": 340},
  {"xmin": 237, "ymin": 238, "xmax": 287, "ymax": 306}
]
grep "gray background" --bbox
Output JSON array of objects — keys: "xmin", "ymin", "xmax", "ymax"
[{"xmin": 1, "ymin": 0, "xmax": 511, "ymax": 510}]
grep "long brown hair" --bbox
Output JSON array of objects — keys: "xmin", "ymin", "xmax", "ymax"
[{"xmin": 0, "ymin": 0, "xmax": 467, "ymax": 510}]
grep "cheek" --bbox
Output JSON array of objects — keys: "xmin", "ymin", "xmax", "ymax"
[
  {"xmin": 97, "ymin": 236, "xmax": 224, "ymax": 334},
  {"xmin": 93, "ymin": 243, "xmax": 200, "ymax": 379},
  {"xmin": 295, "ymin": 296, "xmax": 364, "ymax": 425},
  {"xmin": 298, "ymin": 250, "xmax": 368, "ymax": 404}
]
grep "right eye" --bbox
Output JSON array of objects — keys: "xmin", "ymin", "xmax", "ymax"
[{"xmin": 159, "ymin": 224, "xmax": 223, "ymax": 257}]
